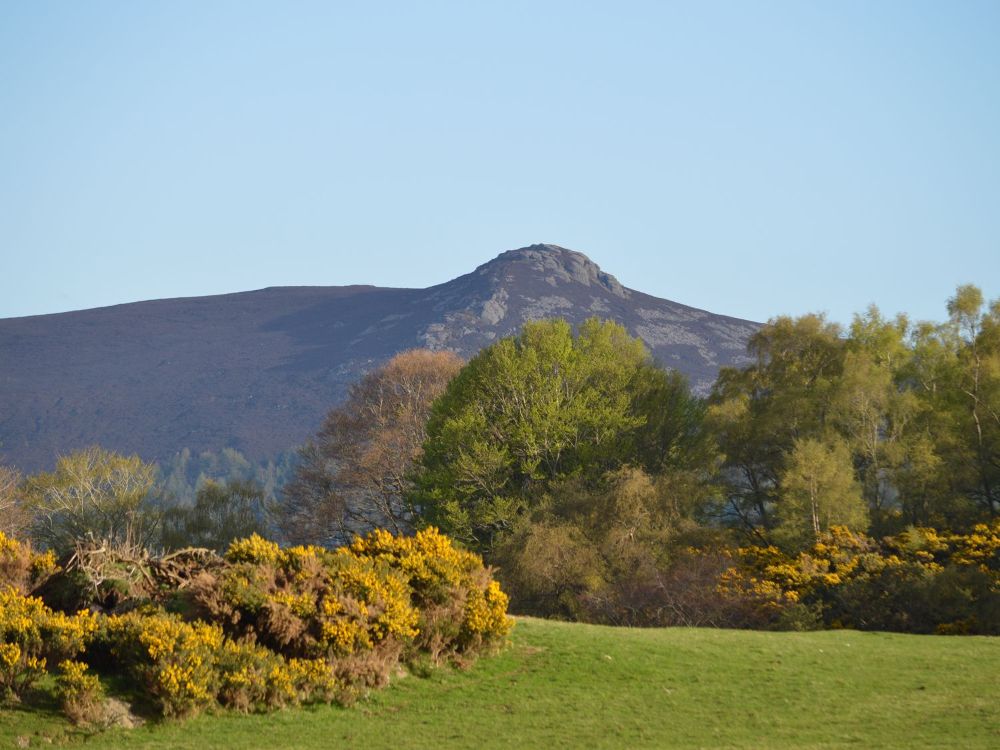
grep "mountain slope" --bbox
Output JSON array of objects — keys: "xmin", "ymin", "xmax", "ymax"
[{"xmin": 0, "ymin": 245, "xmax": 759, "ymax": 471}]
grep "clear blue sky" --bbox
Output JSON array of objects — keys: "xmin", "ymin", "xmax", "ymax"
[{"xmin": 1, "ymin": 1, "xmax": 998, "ymax": 326}]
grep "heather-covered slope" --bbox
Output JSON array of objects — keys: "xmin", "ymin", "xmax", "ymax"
[{"xmin": 0, "ymin": 245, "xmax": 758, "ymax": 471}]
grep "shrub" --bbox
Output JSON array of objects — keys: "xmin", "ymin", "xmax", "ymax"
[
  {"xmin": 349, "ymin": 527, "xmax": 513, "ymax": 661},
  {"xmin": 0, "ymin": 531, "xmax": 58, "ymax": 595},
  {"xmin": 187, "ymin": 536, "xmax": 422, "ymax": 689},
  {"xmin": 103, "ymin": 610, "xmax": 223, "ymax": 718},
  {"xmin": 720, "ymin": 525, "xmax": 1000, "ymax": 633},
  {"xmin": 0, "ymin": 586, "xmax": 97, "ymax": 702},
  {"xmin": 56, "ymin": 659, "xmax": 106, "ymax": 726}
]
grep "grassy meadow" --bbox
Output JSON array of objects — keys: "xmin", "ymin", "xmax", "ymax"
[{"xmin": 3, "ymin": 616, "xmax": 998, "ymax": 749}]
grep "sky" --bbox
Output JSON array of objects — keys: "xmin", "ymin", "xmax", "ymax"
[{"xmin": 1, "ymin": 1, "xmax": 998, "ymax": 326}]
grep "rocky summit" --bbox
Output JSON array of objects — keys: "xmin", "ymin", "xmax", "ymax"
[{"xmin": 0, "ymin": 244, "xmax": 759, "ymax": 471}]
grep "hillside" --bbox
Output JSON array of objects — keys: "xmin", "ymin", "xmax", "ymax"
[
  {"xmin": 3, "ymin": 618, "xmax": 998, "ymax": 749},
  {"xmin": 0, "ymin": 245, "xmax": 759, "ymax": 471}
]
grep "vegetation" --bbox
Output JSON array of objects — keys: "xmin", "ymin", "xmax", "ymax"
[
  {"xmin": 282, "ymin": 349, "xmax": 463, "ymax": 545},
  {"xmin": 1, "ymin": 284, "xmax": 999, "ymax": 743},
  {"xmin": 22, "ymin": 448, "xmax": 159, "ymax": 555},
  {"xmin": 159, "ymin": 479, "xmax": 270, "ymax": 553},
  {"xmin": 0, "ymin": 527, "xmax": 510, "ymax": 726},
  {"xmin": 0, "ymin": 465, "xmax": 29, "ymax": 539},
  {"xmin": 2, "ymin": 617, "xmax": 999, "ymax": 749},
  {"xmin": 707, "ymin": 289, "xmax": 1000, "ymax": 538},
  {"xmin": 411, "ymin": 318, "xmax": 707, "ymax": 550},
  {"xmin": 5, "ymin": 284, "xmax": 998, "ymax": 633}
]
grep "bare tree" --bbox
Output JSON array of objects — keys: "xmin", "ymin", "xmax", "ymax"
[
  {"xmin": 280, "ymin": 349, "xmax": 463, "ymax": 546},
  {"xmin": 24, "ymin": 446, "xmax": 159, "ymax": 554},
  {"xmin": 0, "ymin": 465, "xmax": 30, "ymax": 539}
]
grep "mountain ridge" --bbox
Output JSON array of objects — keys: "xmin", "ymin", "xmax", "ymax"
[{"xmin": 0, "ymin": 245, "xmax": 760, "ymax": 471}]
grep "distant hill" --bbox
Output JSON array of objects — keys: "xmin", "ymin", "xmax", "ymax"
[{"xmin": 0, "ymin": 244, "xmax": 759, "ymax": 471}]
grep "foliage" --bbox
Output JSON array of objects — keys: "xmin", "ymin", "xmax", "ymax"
[
  {"xmin": 0, "ymin": 530, "xmax": 58, "ymax": 595},
  {"xmin": 412, "ymin": 318, "xmax": 706, "ymax": 552},
  {"xmin": 154, "ymin": 447, "xmax": 298, "ymax": 521},
  {"xmin": 490, "ymin": 466, "xmax": 722, "ymax": 626},
  {"xmin": 0, "ymin": 586, "xmax": 97, "ymax": 701},
  {"xmin": 282, "ymin": 349, "xmax": 463, "ymax": 546},
  {"xmin": 189, "ymin": 534, "xmax": 420, "ymax": 677},
  {"xmin": 160, "ymin": 478, "xmax": 271, "ymax": 553},
  {"xmin": 720, "ymin": 523, "xmax": 1000, "ymax": 633},
  {"xmin": 104, "ymin": 610, "xmax": 226, "ymax": 717},
  {"xmin": 349, "ymin": 527, "xmax": 513, "ymax": 660},
  {"xmin": 0, "ymin": 466, "xmax": 29, "ymax": 539},
  {"xmin": 774, "ymin": 436, "xmax": 867, "ymax": 550},
  {"xmin": 0, "ymin": 523, "xmax": 512, "ymax": 726},
  {"xmin": 100, "ymin": 609, "xmax": 338, "ymax": 717},
  {"xmin": 56, "ymin": 659, "xmax": 106, "ymax": 726},
  {"xmin": 708, "ymin": 288, "xmax": 1000, "ymax": 546},
  {"xmin": 23, "ymin": 447, "xmax": 160, "ymax": 555}
]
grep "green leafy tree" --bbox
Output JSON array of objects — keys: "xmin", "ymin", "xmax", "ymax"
[
  {"xmin": 831, "ymin": 307, "xmax": 918, "ymax": 533},
  {"xmin": 706, "ymin": 314, "xmax": 845, "ymax": 537},
  {"xmin": 774, "ymin": 436, "xmax": 868, "ymax": 550},
  {"xmin": 946, "ymin": 285, "xmax": 1000, "ymax": 516},
  {"xmin": 411, "ymin": 318, "xmax": 703, "ymax": 551}
]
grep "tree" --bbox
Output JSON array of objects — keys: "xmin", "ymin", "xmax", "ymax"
[
  {"xmin": 280, "ymin": 349, "xmax": 463, "ymax": 546},
  {"xmin": 159, "ymin": 478, "xmax": 269, "ymax": 553},
  {"xmin": 946, "ymin": 285, "xmax": 1000, "ymax": 516},
  {"xmin": 0, "ymin": 465, "xmax": 30, "ymax": 538},
  {"xmin": 831, "ymin": 307, "xmax": 916, "ymax": 533},
  {"xmin": 706, "ymin": 314, "xmax": 845, "ymax": 537},
  {"xmin": 774, "ymin": 436, "xmax": 867, "ymax": 550},
  {"xmin": 411, "ymin": 318, "xmax": 704, "ymax": 551},
  {"xmin": 23, "ymin": 447, "xmax": 159, "ymax": 554}
]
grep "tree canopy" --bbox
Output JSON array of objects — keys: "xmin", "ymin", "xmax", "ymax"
[
  {"xmin": 23, "ymin": 446, "xmax": 159, "ymax": 554},
  {"xmin": 281, "ymin": 349, "xmax": 463, "ymax": 545},
  {"xmin": 410, "ymin": 318, "xmax": 708, "ymax": 551}
]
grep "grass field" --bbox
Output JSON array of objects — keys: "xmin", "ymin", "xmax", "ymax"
[{"xmin": 3, "ymin": 617, "xmax": 999, "ymax": 749}]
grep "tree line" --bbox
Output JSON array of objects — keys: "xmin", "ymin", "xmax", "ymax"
[{"xmin": 2, "ymin": 283, "xmax": 998, "ymax": 631}]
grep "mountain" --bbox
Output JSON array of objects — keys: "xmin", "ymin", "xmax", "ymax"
[{"xmin": 0, "ymin": 244, "xmax": 759, "ymax": 472}]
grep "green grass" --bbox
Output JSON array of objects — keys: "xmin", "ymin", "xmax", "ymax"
[{"xmin": 3, "ymin": 617, "xmax": 999, "ymax": 749}]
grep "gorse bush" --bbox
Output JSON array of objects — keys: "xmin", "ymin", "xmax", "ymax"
[
  {"xmin": 185, "ymin": 529, "xmax": 511, "ymax": 688},
  {"xmin": 190, "ymin": 534, "xmax": 420, "ymax": 687},
  {"xmin": 720, "ymin": 523, "xmax": 1000, "ymax": 633},
  {"xmin": 349, "ymin": 528, "xmax": 513, "ymax": 661},
  {"xmin": 0, "ymin": 530, "xmax": 58, "ymax": 595},
  {"xmin": 56, "ymin": 659, "xmax": 105, "ymax": 726},
  {"xmin": 0, "ymin": 529, "xmax": 512, "ymax": 723},
  {"xmin": 0, "ymin": 586, "xmax": 97, "ymax": 701},
  {"xmin": 103, "ymin": 610, "xmax": 224, "ymax": 718},
  {"xmin": 100, "ymin": 609, "xmax": 342, "ymax": 717}
]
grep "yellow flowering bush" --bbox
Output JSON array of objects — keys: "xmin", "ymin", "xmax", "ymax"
[
  {"xmin": 723, "ymin": 525, "xmax": 1000, "ymax": 633},
  {"xmin": 0, "ymin": 586, "xmax": 97, "ymax": 701},
  {"xmin": 198, "ymin": 537, "xmax": 420, "ymax": 666},
  {"xmin": 0, "ymin": 528, "xmax": 510, "ymax": 722},
  {"xmin": 225, "ymin": 534, "xmax": 282, "ymax": 566},
  {"xmin": 104, "ymin": 610, "xmax": 223, "ymax": 717},
  {"xmin": 0, "ymin": 531, "xmax": 58, "ymax": 595},
  {"xmin": 216, "ymin": 639, "xmax": 293, "ymax": 711},
  {"xmin": 949, "ymin": 519, "xmax": 1000, "ymax": 574},
  {"xmin": 56, "ymin": 659, "xmax": 105, "ymax": 726},
  {"xmin": 350, "ymin": 527, "xmax": 513, "ymax": 659}
]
